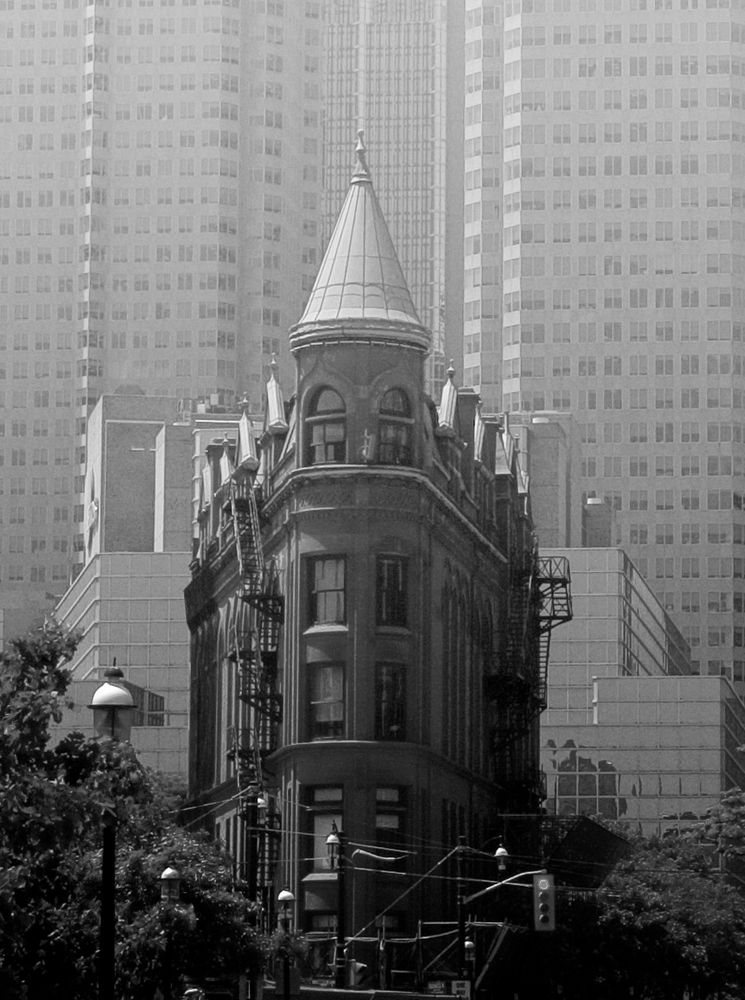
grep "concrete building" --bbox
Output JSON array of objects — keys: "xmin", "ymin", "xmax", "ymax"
[
  {"xmin": 55, "ymin": 549, "xmax": 191, "ymax": 778},
  {"xmin": 509, "ymin": 411, "xmax": 583, "ymax": 549},
  {"xmin": 184, "ymin": 142, "xmax": 568, "ymax": 980},
  {"xmin": 477, "ymin": 2, "xmax": 745, "ymax": 685},
  {"xmin": 508, "ymin": 411, "xmax": 745, "ymax": 836},
  {"xmin": 542, "ymin": 547, "xmax": 745, "ymax": 837},
  {"xmin": 54, "ymin": 395, "xmax": 193, "ymax": 776},
  {"xmin": 582, "ymin": 497, "xmax": 617, "ymax": 550},
  {"xmin": 322, "ymin": 0, "xmax": 466, "ymax": 395},
  {"xmin": 54, "ymin": 392, "xmax": 264, "ymax": 777},
  {"xmin": 0, "ymin": 0, "xmax": 322, "ymax": 637}
]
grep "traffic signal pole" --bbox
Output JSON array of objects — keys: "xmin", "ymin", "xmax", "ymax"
[
  {"xmin": 532, "ymin": 873, "xmax": 556, "ymax": 932},
  {"xmin": 462, "ymin": 867, "xmax": 549, "ymax": 907}
]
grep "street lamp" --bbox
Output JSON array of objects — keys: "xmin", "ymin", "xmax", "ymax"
[
  {"xmin": 325, "ymin": 822, "xmax": 346, "ymax": 988},
  {"xmin": 277, "ymin": 887, "xmax": 295, "ymax": 1000},
  {"xmin": 89, "ymin": 662, "xmax": 135, "ymax": 741},
  {"xmin": 89, "ymin": 664, "xmax": 134, "ymax": 1000},
  {"xmin": 160, "ymin": 867, "xmax": 183, "ymax": 1000},
  {"xmin": 160, "ymin": 866, "xmax": 182, "ymax": 904},
  {"xmin": 494, "ymin": 842, "xmax": 509, "ymax": 872},
  {"xmin": 464, "ymin": 936, "xmax": 476, "ymax": 986}
]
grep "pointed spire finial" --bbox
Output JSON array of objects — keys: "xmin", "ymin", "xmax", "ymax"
[
  {"xmin": 447, "ymin": 359, "xmax": 456, "ymax": 380},
  {"xmin": 354, "ymin": 128, "xmax": 370, "ymax": 180},
  {"xmin": 238, "ymin": 392, "xmax": 250, "ymax": 414},
  {"xmin": 265, "ymin": 353, "xmax": 288, "ymax": 432}
]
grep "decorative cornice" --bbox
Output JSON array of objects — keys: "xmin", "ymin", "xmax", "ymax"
[
  {"xmin": 261, "ymin": 467, "xmax": 509, "ymax": 566},
  {"xmin": 268, "ymin": 738, "xmax": 497, "ymax": 793},
  {"xmin": 289, "ymin": 327, "xmax": 429, "ymax": 354}
]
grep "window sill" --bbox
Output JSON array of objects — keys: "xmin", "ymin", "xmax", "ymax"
[
  {"xmin": 375, "ymin": 625, "xmax": 411, "ymax": 636},
  {"xmin": 304, "ymin": 624, "xmax": 348, "ymax": 636},
  {"xmin": 302, "ymin": 871, "xmax": 339, "ymax": 883}
]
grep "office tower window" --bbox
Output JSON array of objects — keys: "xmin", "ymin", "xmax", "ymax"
[
  {"xmin": 308, "ymin": 663, "xmax": 344, "ymax": 740},
  {"xmin": 308, "ymin": 556, "xmax": 345, "ymax": 626},
  {"xmin": 307, "ymin": 387, "xmax": 346, "ymax": 464}
]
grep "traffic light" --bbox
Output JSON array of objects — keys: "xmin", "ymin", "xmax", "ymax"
[{"xmin": 533, "ymin": 873, "xmax": 555, "ymax": 932}]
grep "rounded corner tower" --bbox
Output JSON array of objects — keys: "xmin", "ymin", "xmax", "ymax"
[
  {"xmin": 289, "ymin": 131, "xmax": 432, "ymax": 356},
  {"xmin": 288, "ymin": 132, "xmax": 432, "ymax": 471}
]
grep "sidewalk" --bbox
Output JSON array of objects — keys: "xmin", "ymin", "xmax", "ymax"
[{"xmin": 262, "ymin": 986, "xmax": 450, "ymax": 1000}]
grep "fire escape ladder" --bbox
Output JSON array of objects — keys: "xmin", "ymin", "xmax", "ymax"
[
  {"xmin": 534, "ymin": 555, "xmax": 573, "ymax": 710},
  {"xmin": 486, "ymin": 548, "xmax": 537, "ymax": 791},
  {"xmin": 505, "ymin": 544, "xmax": 539, "ymax": 694},
  {"xmin": 487, "ymin": 551, "xmax": 572, "ymax": 805},
  {"xmin": 225, "ymin": 479, "xmax": 285, "ymax": 917},
  {"xmin": 231, "ymin": 484, "xmax": 264, "ymax": 595}
]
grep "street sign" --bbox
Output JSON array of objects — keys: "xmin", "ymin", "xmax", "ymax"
[{"xmin": 452, "ymin": 980, "xmax": 472, "ymax": 997}]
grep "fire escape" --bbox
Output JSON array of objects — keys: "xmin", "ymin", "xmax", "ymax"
[
  {"xmin": 224, "ymin": 476, "xmax": 284, "ymax": 926},
  {"xmin": 485, "ymin": 546, "xmax": 572, "ymax": 809}
]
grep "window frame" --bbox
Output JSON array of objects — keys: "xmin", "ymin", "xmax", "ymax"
[
  {"xmin": 308, "ymin": 662, "xmax": 345, "ymax": 741},
  {"xmin": 375, "ymin": 662, "xmax": 406, "ymax": 741},
  {"xmin": 376, "ymin": 554, "xmax": 408, "ymax": 629},
  {"xmin": 377, "ymin": 388, "xmax": 413, "ymax": 465},
  {"xmin": 306, "ymin": 786, "xmax": 343, "ymax": 872},
  {"xmin": 308, "ymin": 555, "xmax": 346, "ymax": 627},
  {"xmin": 306, "ymin": 386, "xmax": 346, "ymax": 465},
  {"xmin": 375, "ymin": 786, "xmax": 407, "ymax": 871}
]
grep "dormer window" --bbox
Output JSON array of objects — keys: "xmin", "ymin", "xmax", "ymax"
[
  {"xmin": 378, "ymin": 388, "xmax": 412, "ymax": 465},
  {"xmin": 307, "ymin": 387, "xmax": 346, "ymax": 464}
]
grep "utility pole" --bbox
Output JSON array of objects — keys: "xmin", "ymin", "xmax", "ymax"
[
  {"xmin": 327, "ymin": 822, "xmax": 346, "ymax": 988},
  {"xmin": 335, "ymin": 828, "xmax": 346, "ymax": 988},
  {"xmin": 456, "ymin": 834, "xmax": 466, "ymax": 978}
]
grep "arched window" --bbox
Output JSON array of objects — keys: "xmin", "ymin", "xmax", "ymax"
[
  {"xmin": 307, "ymin": 387, "xmax": 346, "ymax": 464},
  {"xmin": 378, "ymin": 388, "xmax": 412, "ymax": 465}
]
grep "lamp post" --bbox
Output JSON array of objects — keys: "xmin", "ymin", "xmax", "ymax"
[
  {"xmin": 464, "ymin": 936, "xmax": 476, "ymax": 989},
  {"xmin": 456, "ymin": 835, "xmax": 467, "ymax": 978},
  {"xmin": 494, "ymin": 842, "xmax": 509, "ymax": 872},
  {"xmin": 160, "ymin": 866, "xmax": 182, "ymax": 904},
  {"xmin": 325, "ymin": 822, "xmax": 346, "ymax": 988},
  {"xmin": 160, "ymin": 867, "xmax": 182, "ymax": 1000},
  {"xmin": 277, "ymin": 887, "xmax": 295, "ymax": 1000},
  {"xmin": 89, "ymin": 664, "xmax": 134, "ymax": 1000}
]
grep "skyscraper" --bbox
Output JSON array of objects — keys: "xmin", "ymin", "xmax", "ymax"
[
  {"xmin": 0, "ymin": 0, "xmax": 322, "ymax": 637},
  {"xmin": 464, "ymin": 0, "xmax": 503, "ymax": 411},
  {"xmin": 322, "ymin": 0, "xmax": 466, "ymax": 394},
  {"xmin": 484, "ymin": 2, "xmax": 745, "ymax": 683}
]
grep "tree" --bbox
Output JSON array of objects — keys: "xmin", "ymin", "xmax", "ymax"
[
  {"xmin": 0, "ymin": 622, "xmax": 262, "ymax": 999},
  {"xmin": 701, "ymin": 786, "xmax": 745, "ymax": 864},
  {"xmin": 519, "ymin": 824, "xmax": 745, "ymax": 1000}
]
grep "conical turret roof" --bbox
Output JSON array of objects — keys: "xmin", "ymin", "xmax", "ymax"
[{"xmin": 290, "ymin": 132, "xmax": 430, "ymax": 352}]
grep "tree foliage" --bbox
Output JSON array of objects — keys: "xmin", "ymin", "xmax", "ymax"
[
  {"xmin": 517, "ymin": 816, "xmax": 745, "ymax": 1000},
  {"xmin": 0, "ymin": 622, "xmax": 261, "ymax": 1000},
  {"xmin": 701, "ymin": 786, "xmax": 745, "ymax": 863}
]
